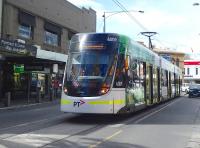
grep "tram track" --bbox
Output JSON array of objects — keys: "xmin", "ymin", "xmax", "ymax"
[
  {"xmin": 0, "ymin": 119, "xmax": 105, "ymax": 147},
  {"xmin": 0, "ymin": 114, "xmax": 70, "ymax": 139},
  {"xmin": 40, "ymin": 97, "xmax": 182, "ymax": 147},
  {"xmin": 0, "ymin": 97, "xmax": 183, "ymax": 147}
]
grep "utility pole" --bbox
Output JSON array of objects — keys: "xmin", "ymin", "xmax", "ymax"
[
  {"xmin": 141, "ymin": 32, "xmax": 157, "ymax": 50},
  {"xmin": 103, "ymin": 10, "xmax": 144, "ymax": 33},
  {"xmin": 103, "ymin": 12, "xmax": 106, "ymax": 33}
]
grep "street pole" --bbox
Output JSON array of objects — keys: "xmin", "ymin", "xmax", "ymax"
[
  {"xmin": 103, "ymin": 12, "xmax": 106, "ymax": 33},
  {"xmin": 103, "ymin": 10, "xmax": 144, "ymax": 33}
]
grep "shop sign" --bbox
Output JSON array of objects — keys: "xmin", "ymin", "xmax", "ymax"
[
  {"xmin": 24, "ymin": 64, "xmax": 44, "ymax": 71},
  {"xmin": 14, "ymin": 65, "xmax": 24, "ymax": 73},
  {"xmin": 0, "ymin": 38, "xmax": 37, "ymax": 56}
]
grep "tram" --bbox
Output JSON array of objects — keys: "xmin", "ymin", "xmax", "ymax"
[{"xmin": 61, "ymin": 33, "xmax": 182, "ymax": 114}]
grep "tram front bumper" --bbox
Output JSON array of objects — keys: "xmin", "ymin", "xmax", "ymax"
[{"xmin": 60, "ymin": 97, "xmax": 115, "ymax": 114}]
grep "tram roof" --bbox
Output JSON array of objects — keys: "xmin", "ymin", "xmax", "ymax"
[{"xmin": 72, "ymin": 33, "xmax": 181, "ymax": 74}]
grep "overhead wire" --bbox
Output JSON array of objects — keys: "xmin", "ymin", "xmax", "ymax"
[
  {"xmin": 112, "ymin": 0, "xmax": 148, "ymax": 31},
  {"xmin": 112, "ymin": 0, "xmax": 193, "ymax": 52}
]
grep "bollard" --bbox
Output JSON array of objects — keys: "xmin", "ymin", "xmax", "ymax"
[
  {"xmin": 36, "ymin": 89, "xmax": 41, "ymax": 103},
  {"xmin": 4, "ymin": 92, "xmax": 11, "ymax": 107}
]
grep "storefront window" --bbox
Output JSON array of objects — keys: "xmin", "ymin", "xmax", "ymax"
[
  {"xmin": 44, "ymin": 30, "xmax": 58, "ymax": 46},
  {"xmin": 13, "ymin": 64, "xmax": 26, "ymax": 91},
  {"xmin": 19, "ymin": 24, "xmax": 32, "ymax": 39}
]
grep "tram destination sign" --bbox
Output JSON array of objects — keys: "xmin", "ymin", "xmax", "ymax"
[{"xmin": 0, "ymin": 38, "xmax": 37, "ymax": 56}]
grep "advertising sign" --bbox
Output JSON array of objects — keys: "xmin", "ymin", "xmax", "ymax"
[{"xmin": 0, "ymin": 38, "xmax": 37, "ymax": 56}]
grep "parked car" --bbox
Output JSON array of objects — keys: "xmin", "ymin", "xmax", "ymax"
[
  {"xmin": 181, "ymin": 83, "xmax": 189, "ymax": 93},
  {"xmin": 188, "ymin": 84, "xmax": 200, "ymax": 98}
]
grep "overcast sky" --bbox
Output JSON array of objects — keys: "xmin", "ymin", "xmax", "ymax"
[{"xmin": 67, "ymin": 0, "xmax": 200, "ymax": 56}]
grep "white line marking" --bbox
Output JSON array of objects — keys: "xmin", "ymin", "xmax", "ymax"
[{"xmin": 109, "ymin": 124, "xmax": 124, "ymax": 128}]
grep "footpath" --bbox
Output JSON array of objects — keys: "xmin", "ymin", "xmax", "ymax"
[{"xmin": 0, "ymin": 96, "xmax": 60, "ymax": 112}]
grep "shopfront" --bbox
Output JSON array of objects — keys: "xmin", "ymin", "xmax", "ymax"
[
  {"xmin": 0, "ymin": 38, "xmax": 37, "ymax": 105},
  {"xmin": 0, "ymin": 38, "xmax": 67, "ymax": 106},
  {"xmin": 0, "ymin": 54, "xmax": 5, "ymax": 100}
]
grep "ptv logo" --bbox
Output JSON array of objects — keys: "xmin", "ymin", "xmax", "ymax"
[{"xmin": 73, "ymin": 100, "xmax": 85, "ymax": 107}]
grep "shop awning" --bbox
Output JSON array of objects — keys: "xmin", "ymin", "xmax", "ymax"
[{"xmin": 36, "ymin": 48, "xmax": 68, "ymax": 62}]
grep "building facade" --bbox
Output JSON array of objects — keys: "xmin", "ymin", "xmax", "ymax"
[
  {"xmin": 0, "ymin": 0, "xmax": 96, "ymax": 106},
  {"xmin": 184, "ymin": 60, "xmax": 200, "ymax": 84},
  {"xmin": 2, "ymin": 0, "xmax": 96, "ymax": 53}
]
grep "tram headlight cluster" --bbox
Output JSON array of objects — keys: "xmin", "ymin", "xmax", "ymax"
[{"xmin": 99, "ymin": 83, "xmax": 110, "ymax": 95}]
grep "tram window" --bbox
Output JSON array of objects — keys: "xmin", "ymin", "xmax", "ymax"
[
  {"xmin": 139, "ymin": 62, "xmax": 145, "ymax": 86},
  {"xmin": 128, "ymin": 59, "xmax": 141, "ymax": 87},
  {"xmin": 113, "ymin": 54, "xmax": 126, "ymax": 88},
  {"xmin": 187, "ymin": 68, "xmax": 190, "ymax": 75},
  {"xmin": 161, "ymin": 70, "xmax": 167, "ymax": 87},
  {"xmin": 130, "ymin": 59, "xmax": 138, "ymax": 86},
  {"xmin": 166, "ymin": 71, "xmax": 168, "ymax": 87}
]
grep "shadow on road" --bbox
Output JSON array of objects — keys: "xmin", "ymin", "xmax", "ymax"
[{"xmin": 64, "ymin": 113, "xmax": 133, "ymax": 125}]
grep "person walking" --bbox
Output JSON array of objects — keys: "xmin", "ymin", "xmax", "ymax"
[
  {"xmin": 36, "ymin": 79, "xmax": 41, "ymax": 102},
  {"xmin": 52, "ymin": 78, "xmax": 59, "ymax": 98}
]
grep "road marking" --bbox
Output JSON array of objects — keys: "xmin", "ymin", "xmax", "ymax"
[
  {"xmin": 134, "ymin": 98, "xmax": 181, "ymax": 124},
  {"xmin": 109, "ymin": 124, "xmax": 124, "ymax": 128},
  {"xmin": 88, "ymin": 130, "xmax": 122, "ymax": 148}
]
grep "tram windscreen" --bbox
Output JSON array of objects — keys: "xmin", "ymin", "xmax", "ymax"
[
  {"xmin": 64, "ymin": 43, "xmax": 117, "ymax": 97},
  {"xmin": 68, "ymin": 52, "xmax": 109, "ymax": 79}
]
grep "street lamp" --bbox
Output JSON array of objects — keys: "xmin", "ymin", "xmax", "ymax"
[
  {"xmin": 102, "ymin": 10, "xmax": 144, "ymax": 33},
  {"xmin": 193, "ymin": 2, "xmax": 200, "ymax": 6}
]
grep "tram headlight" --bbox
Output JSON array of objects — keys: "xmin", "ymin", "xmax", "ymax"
[{"xmin": 99, "ymin": 84, "xmax": 110, "ymax": 95}]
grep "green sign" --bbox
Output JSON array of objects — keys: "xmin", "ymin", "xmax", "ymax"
[{"xmin": 14, "ymin": 65, "xmax": 24, "ymax": 73}]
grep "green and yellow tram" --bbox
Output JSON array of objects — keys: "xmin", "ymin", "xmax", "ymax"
[{"xmin": 61, "ymin": 33, "xmax": 181, "ymax": 114}]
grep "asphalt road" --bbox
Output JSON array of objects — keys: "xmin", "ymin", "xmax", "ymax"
[{"xmin": 0, "ymin": 95, "xmax": 200, "ymax": 148}]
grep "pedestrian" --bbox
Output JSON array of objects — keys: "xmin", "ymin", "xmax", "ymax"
[
  {"xmin": 53, "ymin": 78, "xmax": 59, "ymax": 98},
  {"xmin": 36, "ymin": 79, "xmax": 41, "ymax": 102}
]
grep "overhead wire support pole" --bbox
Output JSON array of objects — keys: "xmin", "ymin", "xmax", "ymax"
[
  {"xmin": 102, "ymin": 10, "xmax": 144, "ymax": 33},
  {"xmin": 103, "ymin": 12, "xmax": 106, "ymax": 32},
  {"xmin": 112, "ymin": 0, "xmax": 148, "ymax": 31}
]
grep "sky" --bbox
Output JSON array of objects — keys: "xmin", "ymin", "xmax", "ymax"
[{"xmin": 67, "ymin": 0, "xmax": 200, "ymax": 58}]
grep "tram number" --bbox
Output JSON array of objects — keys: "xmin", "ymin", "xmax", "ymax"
[
  {"xmin": 73, "ymin": 100, "xmax": 85, "ymax": 107},
  {"xmin": 107, "ymin": 36, "xmax": 117, "ymax": 42}
]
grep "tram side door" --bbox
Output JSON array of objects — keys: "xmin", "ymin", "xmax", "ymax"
[
  {"xmin": 157, "ymin": 68, "xmax": 161, "ymax": 102},
  {"xmin": 149, "ymin": 65, "xmax": 153, "ymax": 104},
  {"xmin": 143, "ymin": 62, "xmax": 147, "ymax": 104},
  {"xmin": 145, "ymin": 64, "xmax": 152, "ymax": 105},
  {"xmin": 168, "ymin": 72, "xmax": 172, "ymax": 99}
]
